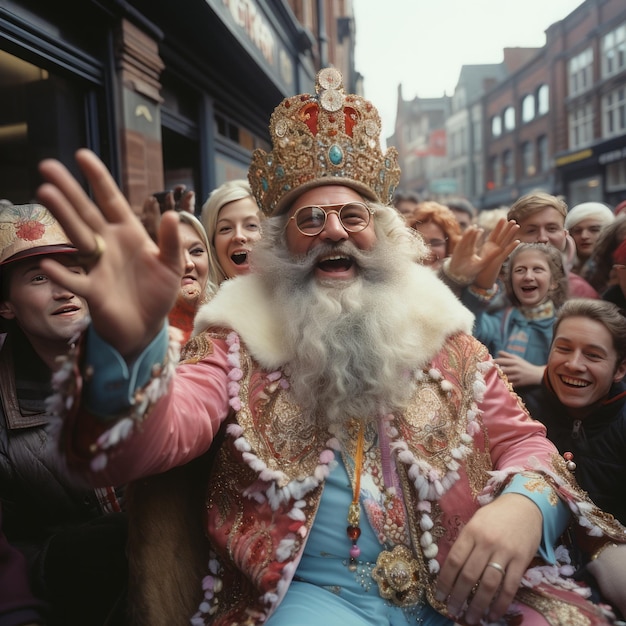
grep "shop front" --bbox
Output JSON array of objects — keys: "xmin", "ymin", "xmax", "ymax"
[
  {"xmin": 1, "ymin": 0, "xmax": 316, "ymax": 211},
  {"xmin": 555, "ymin": 134, "xmax": 626, "ymax": 209}
]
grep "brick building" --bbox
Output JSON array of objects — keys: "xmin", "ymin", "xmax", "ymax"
[{"xmin": 389, "ymin": 0, "xmax": 626, "ymax": 211}]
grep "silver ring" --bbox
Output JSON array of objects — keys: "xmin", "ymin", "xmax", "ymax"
[{"xmin": 485, "ymin": 561, "xmax": 506, "ymax": 576}]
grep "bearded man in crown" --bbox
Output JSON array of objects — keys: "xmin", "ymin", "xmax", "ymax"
[{"xmin": 37, "ymin": 69, "xmax": 625, "ymax": 626}]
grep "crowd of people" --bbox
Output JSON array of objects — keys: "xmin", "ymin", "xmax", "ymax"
[{"xmin": 1, "ymin": 67, "xmax": 625, "ymax": 626}]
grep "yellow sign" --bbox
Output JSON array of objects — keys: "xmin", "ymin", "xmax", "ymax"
[{"xmin": 555, "ymin": 149, "xmax": 593, "ymax": 167}]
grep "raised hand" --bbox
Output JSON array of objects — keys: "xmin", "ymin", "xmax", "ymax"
[
  {"xmin": 37, "ymin": 149, "xmax": 183, "ymax": 359},
  {"xmin": 446, "ymin": 219, "xmax": 520, "ymax": 289},
  {"xmin": 141, "ymin": 186, "xmax": 196, "ymax": 242}
]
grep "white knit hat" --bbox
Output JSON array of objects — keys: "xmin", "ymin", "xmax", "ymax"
[{"xmin": 564, "ymin": 202, "xmax": 615, "ymax": 231}]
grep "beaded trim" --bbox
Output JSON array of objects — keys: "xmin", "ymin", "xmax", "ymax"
[
  {"xmin": 89, "ymin": 328, "xmax": 182, "ymax": 471},
  {"xmin": 45, "ymin": 322, "xmax": 182, "ymax": 472},
  {"xmin": 193, "ymin": 331, "xmax": 340, "ymax": 622},
  {"xmin": 387, "ymin": 363, "xmax": 488, "ymax": 574}
]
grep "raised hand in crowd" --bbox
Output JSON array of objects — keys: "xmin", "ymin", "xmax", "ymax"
[
  {"xmin": 443, "ymin": 217, "xmax": 520, "ymax": 289},
  {"xmin": 140, "ymin": 184, "xmax": 195, "ymax": 242},
  {"xmin": 37, "ymin": 149, "xmax": 182, "ymax": 359}
]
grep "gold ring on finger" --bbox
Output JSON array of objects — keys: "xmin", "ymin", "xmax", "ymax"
[{"xmin": 77, "ymin": 233, "xmax": 106, "ymax": 268}]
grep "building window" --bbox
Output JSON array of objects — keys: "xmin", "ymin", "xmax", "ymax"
[
  {"xmin": 569, "ymin": 104, "xmax": 594, "ymax": 148},
  {"xmin": 568, "ymin": 48, "xmax": 593, "ymax": 97},
  {"xmin": 474, "ymin": 159, "xmax": 484, "ymax": 196},
  {"xmin": 537, "ymin": 84, "xmax": 549, "ymax": 115},
  {"xmin": 489, "ymin": 154, "xmax": 501, "ymax": 188},
  {"xmin": 503, "ymin": 106, "xmax": 515, "ymax": 132},
  {"xmin": 602, "ymin": 86, "xmax": 626, "ymax": 138},
  {"xmin": 491, "ymin": 115, "xmax": 502, "ymax": 138},
  {"xmin": 602, "ymin": 22, "xmax": 626, "ymax": 78},
  {"xmin": 0, "ymin": 49, "xmax": 92, "ymax": 203},
  {"xmin": 521, "ymin": 142, "xmax": 535, "ymax": 177},
  {"xmin": 502, "ymin": 150, "xmax": 514, "ymax": 184},
  {"xmin": 606, "ymin": 160, "xmax": 626, "ymax": 192},
  {"xmin": 522, "ymin": 94, "xmax": 535, "ymax": 123},
  {"xmin": 472, "ymin": 107, "xmax": 482, "ymax": 151},
  {"xmin": 537, "ymin": 135, "xmax": 549, "ymax": 173}
]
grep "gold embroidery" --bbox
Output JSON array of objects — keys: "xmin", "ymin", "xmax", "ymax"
[
  {"xmin": 517, "ymin": 588, "xmax": 593, "ymax": 626},
  {"xmin": 523, "ymin": 476, "xmax": 559, "ymax": 507},
  {"xmin": 235, "ymin": 346, "xmax": 331, "ymax": 487},
  {"xmin": 180, "ymin": 330, "xmax": 214, "ymax": 364}
]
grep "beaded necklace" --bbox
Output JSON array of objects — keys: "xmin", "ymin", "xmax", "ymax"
[
  {"xmin": 342, "ymin": 419, "xmax": 424, "ymax": 607},
  {"xmin": 346, "ymin": 421, "xmax": 365, "ymax": 569}
]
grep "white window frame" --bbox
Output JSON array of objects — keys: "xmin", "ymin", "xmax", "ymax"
[
  {"xmin": 503, "ymin": 106, "xmax": 515, "ymax": 132},
  {"xmin": 491, "ymin": 115, "xmax": 502, "ymax": 138},
  {"xmin": 568, "ymin": 104, "xmax": 594, "ymax": 148},
  {"xmin": 602, "ymin": 86, "xmax": 626, "ymax": 138},
  {"xmin": 522, "ymin": 94, "xmax": 535, "ymax": 123},
  {"xmin": 602, "ymin": 22, "xmax": 626, "ymax": 78},
  {"xmin": 537, "ymin": 84, "xmax": 549, "ymax": 115},
  {"xmin": 568, "ymin": 48, "xmax": 594, "ymax": 97}
]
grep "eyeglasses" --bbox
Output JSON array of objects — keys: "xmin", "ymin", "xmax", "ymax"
[
  {"xmin": 288, "ymin": 202, "xmax": 374, "ymax": 236},
  {"xmin": 424, "ymin": 237, "xmax": 448, "ymax": 248}
]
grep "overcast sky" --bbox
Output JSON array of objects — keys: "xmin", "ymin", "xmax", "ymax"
[{"xmin": 353, "ymin": 0, "xmax": 585, "ymax": 143}]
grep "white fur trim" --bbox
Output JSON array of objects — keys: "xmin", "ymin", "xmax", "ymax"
[{"xmin": 193, "ymin": 265, "xmax": 474, "ymax": 369}]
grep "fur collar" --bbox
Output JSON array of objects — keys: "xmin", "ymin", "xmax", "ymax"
[{"xmin": 193, "ymin": 264, "xmax": 474, "ymax": 370}]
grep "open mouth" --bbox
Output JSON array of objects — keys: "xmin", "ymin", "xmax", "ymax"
[
  {"xmin": 559, "ymin": 375, "xmax": 590, "ymax": 388},
  {"xmin": 231, "ymin": 251, "xmax": 248, "ymax": 266},
  {"xmin": 316, "ymin": 254, "xmax": 354, "ymax": 273},
  {"xmin": 53, "ymin": 305, "xmax": 80, "ymax": 315}
]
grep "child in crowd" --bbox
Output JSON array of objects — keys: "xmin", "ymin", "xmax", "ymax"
[{"xmin": 462, "ymin": 242, "xmax": 568, "ymax": 402}]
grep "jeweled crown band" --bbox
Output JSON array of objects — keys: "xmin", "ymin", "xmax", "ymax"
[{"xmin": 248, "ymin": 67, "xmax": 401, "ymax": 216}]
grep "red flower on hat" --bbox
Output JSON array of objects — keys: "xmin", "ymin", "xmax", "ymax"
[{"xmin": 16, "ymin": 220, "xmax": 45, "ymax": 241}]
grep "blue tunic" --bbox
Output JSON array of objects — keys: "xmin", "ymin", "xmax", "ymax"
[{"xmin": 266, "ymin": 456, "xmax": 452, "ymax": 626}]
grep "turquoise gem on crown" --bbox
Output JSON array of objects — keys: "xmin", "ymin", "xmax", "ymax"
[{"xmin": 329, "ymin": 144, "xmax": 344, "ymax": 165}]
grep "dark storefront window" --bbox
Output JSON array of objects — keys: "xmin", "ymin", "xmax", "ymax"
[
  {"xmin": 160, "ymin": 73, "xmax": 201, "ymax": 211},
  {"xmin": 0, "ymin": 49, "xmax": 90, "ymax": 204}
]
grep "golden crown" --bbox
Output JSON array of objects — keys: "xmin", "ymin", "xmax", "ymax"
[{"xmin": 248, "ymin": 68, "xmax": 401, "ymax": 216}]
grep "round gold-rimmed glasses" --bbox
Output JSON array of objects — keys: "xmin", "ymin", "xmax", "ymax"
[{"xmin": 288, "ymin": 202, "xmax": 374, "ymax": 236}]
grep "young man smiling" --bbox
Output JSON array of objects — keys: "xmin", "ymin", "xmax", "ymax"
[
  {"xmin": 525, "ymin": 299, "xmax": 626, "ymax": 526},
  {"xmin": 0, "ymin": 203, "xmax": 127, "ymax": 626},
  {"xmin": 524, "ymin": 299, "xmax": 626, "ymax": 619}
]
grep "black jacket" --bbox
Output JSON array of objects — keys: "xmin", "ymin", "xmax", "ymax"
[{"xmin": 525, "ymin": 376, "xmax": 626, "ymax": 526}]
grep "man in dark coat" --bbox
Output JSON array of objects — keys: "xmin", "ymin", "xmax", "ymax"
[{"xmin": 0, "ymin": 203, "xmax": 127, "ymax": 626}]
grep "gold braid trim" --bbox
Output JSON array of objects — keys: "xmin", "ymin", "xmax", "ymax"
[{"xmin": 516, "ymin": 587, "xmax": 596, "ymax": 626}]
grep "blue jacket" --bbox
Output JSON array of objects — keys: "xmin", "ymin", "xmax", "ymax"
[{"xmin": 462, "ymin": 290, "xmax": 555, "ymax": 366}]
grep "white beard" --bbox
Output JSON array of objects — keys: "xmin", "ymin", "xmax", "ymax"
[{"xmin": 252, "ymin": 223, "xmax": 425, "ymax": 428}]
